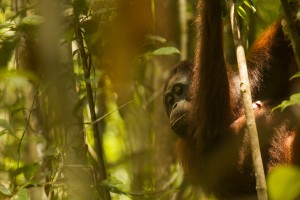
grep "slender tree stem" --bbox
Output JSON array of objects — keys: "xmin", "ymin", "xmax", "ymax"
[
  {"xmin": 75, "ymin": 26, "xmax": 111, "ymax": 200},
  {"xmin": 178, "ymin": 0, "xmax": 188, "ymax": 60},
  {"xmin": 226, "ymin": 1, "xmax": 268, "ymax": 200}
]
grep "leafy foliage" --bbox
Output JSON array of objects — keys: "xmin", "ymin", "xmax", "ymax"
[
  {"xmin": 0, "ymin": 0, "xmax": 297, "ymax": 199},
  {"xmin": 268, "ymin": 166, "xmax": 300, "ymax": 200}
]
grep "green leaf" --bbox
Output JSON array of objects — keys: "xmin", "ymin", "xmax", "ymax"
[
  {"xmin": 22, "ymin": 15, "xmax": 44, "ymax": 26},
  {"xmin": 0, "ymin": 22, "xmax": 14, "ymax": 29},
  {"xmin": 101, "ymin": 178, "xmax": 125, "ymax": 194},
  {"xmin": 147, "ymin": 47, "xmax": 180, "ymax": 56},
  {"xmin": 23, "ymin": 163, "xmax": 39, "ymax": 181},
  {"xmin": 0, "ymin": 38, "xmax": 17, "ymax": 68},
  {"xmin": 73, "ymin": 0, "xmax": 88, "ymax": 17},
  {"xmin": 290, "ymin": 71, "xmax": 300, "ymax": 80},
  {"xmin": 0, "ymin": 130, "xmax": 8, "ymax": 137},
  {"xmin": 44, "ymin": 145, "xmax": 58, "ymax": 156},
  {"xmin": 11, "ymin": 163, "xmax": 38, "ymax": 179},
  {"xmin": 268, "ymin": 166, "xmax": 300, "ymax": 200},
  {"xmin": 0, "ymin": 184, "xmax": 12, "ymax": 196},
  {"xmin": 93, "ymin": 8, "xmax": 115, "ymax": 16},
  {"xmin": 244, "ymin": 0, "xmax": 256, "ymax": 12},
  {"xmin": 237, "ymin": 6, "xmax": 249, "ymax": 23},
  {"xmin": 65, "ymin": 27, "xmax": 75, "ymax": 42},
  {"xmin": 0, "ymin": 119, "xmax": 12, "ymax": 133},
  {"xmin": 250, "ymin": 0, "xmax": 258, "ymax": 4},
  {"xmin": 272, "ymin": 93, "xmax": 300, "ymax": 111},
  {"xmin": 290, "ymin": 93, "xmax": 300, "ymax": 104},
  {"xmin": 11, "ymin": 189, "xmax": 30, "ymax": 200},
  {"xmin": 146, "ymin": 35, "xmax": 166, "ymax": 44},
  {"xmin": 272, "ymin": 100, "xmax": 295, "ymax": 112}
]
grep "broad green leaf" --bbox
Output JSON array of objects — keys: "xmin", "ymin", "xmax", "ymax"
[
  {"xmin": 0, "ymin": 22, "xmax": 14, "ymax": 29},
  {"xmin": 22, "ymin": 15, "xmax": 44, "ymax": 26},
  {"xmin": 11, "ymin": 108, "xmax": 26, "ymax": 118},
  {"xmin": 11, "ymin": 189, "xmax": 30, "ymax": 200},
  {"xmin": 0, "ymin": 69, "xmax": 38, "ymax": 83},
  {"xmin": 23, "ymin": 163, "xmax": 39, "ymax": 180},
  {"xmin": 268, "ymin": 166, "xmax": 300, "ymax": 200},
  {"xmin": 0, "ymin": 130, "xmax": 8, "ymax": 137},
  {"xmin": 0, "ymin": 119, "xmax": 12, "ymax": 133},
  {"xmin": 148, "ymin": 47, "xmax": 180, "ymax": 56},
  {"xmin": 0, "ymin": 184, "xmax": 12, "ymax": 196},
  {"xmin": 290, "ymin": 93, "xmax": 300, "ymax": 104}
]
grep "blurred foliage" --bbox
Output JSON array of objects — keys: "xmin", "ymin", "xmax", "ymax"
[
  {"xmin": 268, "ymin": 166, "xmax": 300, "ymax": 200},
  {"xmin": 0, "ymin": 0, "xmax": 298, "ymax": 199}
]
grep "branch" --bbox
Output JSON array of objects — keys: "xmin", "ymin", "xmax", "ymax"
[{"xmin": 226, "ymin": 1, "xmax": 268, "ymax": 200}]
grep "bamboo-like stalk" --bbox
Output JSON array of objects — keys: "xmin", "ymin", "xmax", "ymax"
[
  {"xmin": 75, "ymin": 26, "xmax": 111, "ymax": 200},
  {"xmin": 226, "ymin": 1, "xmax": 268, "ymax": 200},
  {"xmin": 178, "ymin": 0, "xmax": 188, "ymax": 60}
]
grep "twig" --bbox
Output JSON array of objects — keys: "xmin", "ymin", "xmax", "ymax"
[
  {"xmin": 81, "ymin": 100, "xmax": 135, "ymax": 133},
  {"xmin": 17, "ymin": 76, "xmax": 41, "ymax": 167}
]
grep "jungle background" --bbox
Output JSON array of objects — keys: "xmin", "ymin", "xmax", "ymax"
[{"xmin": 0, "ymin": 0, "xmax": 299, "ymax": 199}]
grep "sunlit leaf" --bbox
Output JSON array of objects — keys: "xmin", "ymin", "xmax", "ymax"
[
  {"xmin": 0, "ymin": 130, "xmax": 8, "ymax": 137},
  {"xmin": 73, "ymin": 49, "xmax": 80, "ymax": 57},
  {"xmin": 22, "ymin": 15, "xmax": 44, "ymax": 26},
  {"xmin": 237, "ymin": 6, "xmax": 249, "ymax": 23},
  {"xmin": 290, "ymin": 71, "xmax": 300, "ymax": 80},
  {"xmin": 272, "ymin": 93, "xmax": 300, "ymax": 111},
  {"xmin": 11, "ymin": 108, "xmax": 27, "ymax": 118},
  {"xmin": 244, "ymin": 0, "xmax": 256, "ymax": 12},
  {"xmin": 268, "ymin": 166, "xmax": 300, "ymax": 200},
  {"xmin": 0, "ymin": 184, "xmax": 12, "ymax": 196},
  {"xmin": 11, "ymin": 189, "xmax": 30, "ymax": 200},
  {"xmin": 147, "ymin": 47, "xmax": 180, "ymax": 56},
  {"xmin": 10, "ymin": 4, "xmax": 37, "ymax": 21},
  {"xmin": 23, "ymin": 163, "xmax": 39, "ymax": 181},
  {"xmin": 290, "ymin": 93, "xmax": 300, "ymax": 104},
  {"xmin": 0, "ymin": 119, "xmax": 12, "ymax": 133},
  {"xmin": 44, "ymin": 145, "xmax": 58, "ymax": 156},
  {"xmin": 272, "ymin": 100, "xmax": 295, "ymax": 112},
  {"xmin": 0, "ymin": 22, "xmax": 14, "ymax": 29},
  {"xmin": 101, "ymin": 178, "xmax": 125, "ymax": 194},
  {"xmin": 0, "ymin": 69, "xmax": 38, "ymax": 83},
  {"xmin": 0, "ymin": 38, "xmax": 17, "ymax": 68},
  {"xmin": 146, "ymin": 35, "xmax": 167, "ymax": 44},
  {"xmin": 93, "ymin": 8, "xmax": 115, "ymax": 16}
]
